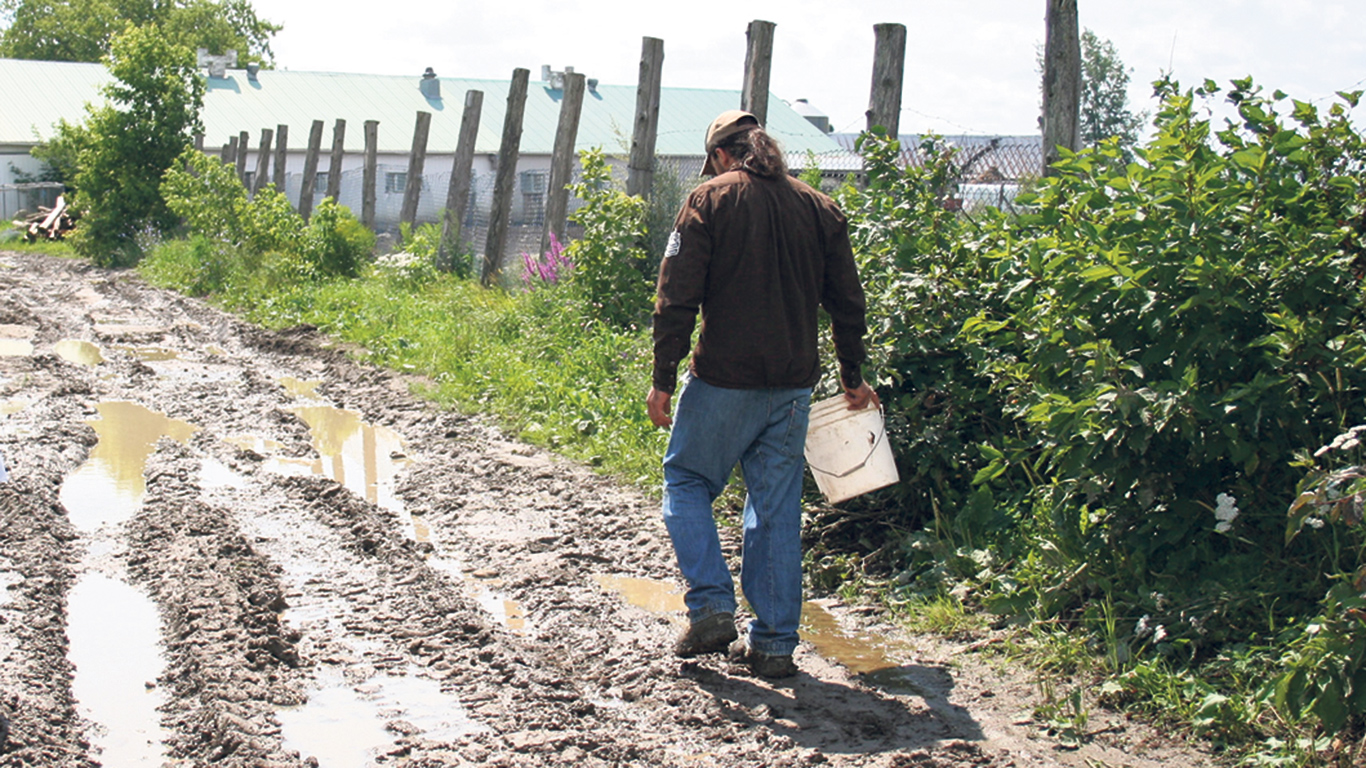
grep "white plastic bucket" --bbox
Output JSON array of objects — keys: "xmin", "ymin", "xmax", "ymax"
[{"xmin": 804, "ymin": 395, "xmax": 899, "ymax": 504}]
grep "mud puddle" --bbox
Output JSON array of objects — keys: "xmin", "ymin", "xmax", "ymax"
[
  {"xmin": 279, "ymin": 665, "xmax": 483, "ymax": 766},
  {"xmin": 0, "ymin": 324, "xmax": 34, "ymax": 357},
  {"xmin": 54, "ymin": 339, "xmax": 105, "ymax": 367},
  {"xmin": 266, "ymin": 378, "xmax": 528, "ymax": 633},
  {"xmin": 66, "ymin": 572, "xmax": 170, "ymax": 766},
  {"xmin": 596, "ymin": 574, "xmax": 923, "ymax": 693},
  {"xmin": 59, "ymin": 400, "xmax": 197, "ymax": 531}
]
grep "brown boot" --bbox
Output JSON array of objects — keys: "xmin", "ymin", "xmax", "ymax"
[
  {"xmin": 728, "ymin": 638, "xmax": 798, "ymax": 678},
  {"xmin": 673, "ymin": 612, "xmax": 738, "ymax": 657}
]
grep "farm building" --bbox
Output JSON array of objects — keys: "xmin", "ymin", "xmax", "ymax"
[{"xmin": 0, "ymin": 56, "xmax": 848, "ymax": 255}]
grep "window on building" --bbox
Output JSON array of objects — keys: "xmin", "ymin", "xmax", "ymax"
[
  {"xmin": 314, "ymin": 172, "xmax": 329, "ymax": 193},
  {"xmin": 385, "ymin": 172, "xmax": 406, "ymax": 194}
]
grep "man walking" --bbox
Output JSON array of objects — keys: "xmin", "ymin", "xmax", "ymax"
[{"xmin": 647, "ymin": 110, "xmax": 877, "ymax": 678}]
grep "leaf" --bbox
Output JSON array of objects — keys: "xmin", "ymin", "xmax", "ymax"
[
  {"xmin": 1313, "ymin": 679, "xmax": 1348, "ymax": 733},
  {"xmin": 1078, "ymin": 264, "xmax": 1120, "ymax": 282}
]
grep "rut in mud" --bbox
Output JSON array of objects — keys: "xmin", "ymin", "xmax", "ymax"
[{"xmin": 0, "ymin": 251, "xmax": 1217, "ymax": 767}]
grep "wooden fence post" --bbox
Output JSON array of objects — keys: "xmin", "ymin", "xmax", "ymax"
[
  {"xmin": 251, "ymin": 127, "xmax": 273, "ymax": 195},
  {"xmin": 273, "ymin": 123, "xmax": 288, "ymax": 190},
  {"xmin": 482, "ymin": 68, "xmax": 529, "ymax": 286},
  {"xmin": 193, "ymin": 133, "xmax": 204, "ymax": 153},
  {"xmin": 401, "ymin": 111, "xmax": 431, "ymax": 230},
  {"xmin": 300, "ymin": 119, "xmax": 324, "ymax": 221},
  {"xmin": 1042, "ymin": 0, "xmax": 1080, "ymax": 176},
  {"xmin": 541, "ymin": 72, "xmax": 586, "ymax": 258},
  {"xmin": 236, "ymin": 130, "xmax": 249, "ymax": 184},
  {"xmin": 742, "ymin": 20, "xmax": 776, "ymax": 126},
  {"xmin": 867, "ymin": 23, "xmax": 906, "ymax": 137},
  {"xmin": 441, "ymin": 90, "xmax": 484, "ymax": 270},
  {"xmin": 627, "ymin": 37, "xmax": 664, "ymax": 199},
  {"xmin": 223, "ymin": 135, "xmax": 238, "ymax": 165},
  {"xmin": 327, "ymin": 119, "xmax": 346, "ymax": 201},
  {"xmin": 363, "ymin": 120, "xmax": 378, "ymax": 229}
]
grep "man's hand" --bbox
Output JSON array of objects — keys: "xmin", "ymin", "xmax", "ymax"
[
  {"xmin": 842, "ymin": 381, "xmax": 880, "ymax": 411},
  {"xmin": 647, "ymin": 387, "xmax": 673, "ymax": 428}
]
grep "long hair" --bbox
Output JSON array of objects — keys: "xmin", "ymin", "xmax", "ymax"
[{"xmin": 717, "ymin": 126, "xmax": 788, "ymax": 180}]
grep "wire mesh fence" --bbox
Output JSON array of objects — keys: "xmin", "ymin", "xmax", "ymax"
[
  {"xmin": 235, "ymin": 134, "xmax": 1042, "ymax": 269},
  {"xmin": 0, "ymin": 183, "xmax": 63, "ymax": 224}
]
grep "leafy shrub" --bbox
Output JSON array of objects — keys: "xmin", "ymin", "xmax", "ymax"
[
  {"xmin": 298, "ymin": 198, "xmax": 373, "ymax": 279},
  {"xmin": 565, "ymin": 148, "xmax": 652, "ymax": 328},
  {"xmin": 958, "ymin": 78, "xmax": 1366, "ymax": 641},
  {"xmin": 67, "ymin": 24, "xmax": 204, "ymax": 266},
  {"xmin": 833, "ymin": 131, "xmax": 1015, "ymax": 544}
]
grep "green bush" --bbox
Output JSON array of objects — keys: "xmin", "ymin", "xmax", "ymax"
[
  {"xmin": 299, "ymin": 198, "xmax": 373, "ymax": 279},
  {"xmin": 565, "ymin": 148, "xmax": 652, "ymax": 329},
  {"xmin": 67, "ymin": 24, "xmax": 204, "ymax": 266}
]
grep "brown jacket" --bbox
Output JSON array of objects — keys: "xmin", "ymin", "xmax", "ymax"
[{"xmin": 652, "ymin": 169, "xmax": 868, "ymax": 394}]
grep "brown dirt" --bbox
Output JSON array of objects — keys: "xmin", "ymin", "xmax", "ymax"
[{"xmin": 0, "ymin": 251, "xmax": 1223, "ymax": 767}]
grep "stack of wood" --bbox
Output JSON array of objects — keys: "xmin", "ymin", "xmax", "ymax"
[{"xmin": 13, "ymin": 195, "xmax": 75, "ymax": 241}]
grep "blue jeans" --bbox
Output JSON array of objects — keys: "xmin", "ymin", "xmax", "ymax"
[{"xmin": 661, "ymin": 374, "xmax": 811, "ymax": 656}]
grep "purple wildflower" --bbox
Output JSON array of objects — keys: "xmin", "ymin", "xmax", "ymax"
[{"xmin": 520, "ymin": 232, "xmax": 573, "ymax": 287}]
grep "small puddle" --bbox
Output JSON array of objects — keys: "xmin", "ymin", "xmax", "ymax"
[
  {"xmin": 200, "ymin": 457, "xmax": 250, "ymax": 489},
  {"xmin": 0, "ymin": 339, "xmax": 33, "ymax": 357},
  {"xmin": 58, "ymin": 401, "xmax": 198, "ymax": 531},
  {"xmin": 266, "ymin": 384, "xmax": 528, "ymax": 634},
  {"xmin": 225, "ymin": 434, "xmax": 286, "ymax": 455},
  {"xmin": 55, "ymin": 339, "xmax": 105, "ymax": 367},
  {"xmin": 279, "ymin": 376, "xmax": 323, "ymax": 401},
  {"xmin": 594, "ymin": 574, "xmax": 687, "ymax": 614},
  {"xmin": 267, "ymin": 403, "xmax": 409, "ymax": 513},
  {"xmin": 595, "ymin": 575, "xmax": 923, "ymax": 692},
  {"xmin": 0, "ymin": 325, "xmax": 35, "ymax": 357},
  {"xmin": 279, "ymin": 665, "xmax": 483, "ymax": 764},
  {"xmin": 67, "ymin": 572, "xmax": 170, "ymax": 766},
  {"xmin": 112, "ymin": 345, "xmax": 178, "ymax": 362},
  {"xmin": 1, "ymin": 396, "xmax": 34, "ymax": 417}
]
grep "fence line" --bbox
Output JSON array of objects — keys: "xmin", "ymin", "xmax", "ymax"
[{"xmin": 0, "ymin": 183, "xmax": 63, "ymax": 223}]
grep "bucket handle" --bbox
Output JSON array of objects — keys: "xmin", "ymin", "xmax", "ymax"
[{"xmin": 807, "ymin": 405, "xmax": 889, "ymax": 480}]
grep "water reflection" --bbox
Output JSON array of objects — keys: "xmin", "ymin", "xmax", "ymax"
[
  {"xmin": 55, "ymin": 339, "xmax": 105, "ymax": 367},
  {"xmin": 59, "ymin": 401, "xmax": 198, "ymax": 531},
  {"xmin": 279, "ymin": 665, "xmax": 483, "ymax": 765},
  {"xmin": 265, "ymin": 404, "xmax": 409, "ymax": 513},
  {"xmin": 0, "ymin": 339, "xmax": 33, "ymax": 357},
  {"xmin": 594, "ymin": 574, "xmax": 922, "ymax": 688},
  {"xmin": 67, "ymin": 573, "xmax": 169, "ymax": 766}
]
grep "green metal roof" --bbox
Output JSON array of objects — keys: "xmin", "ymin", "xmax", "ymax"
[
  {"xmin": 0, "ymin": 58, "xmax": 842, "ymax": 157},
  {"xmin": 0, "ymin": 58, "xmax": 112, "ymax": 148}
]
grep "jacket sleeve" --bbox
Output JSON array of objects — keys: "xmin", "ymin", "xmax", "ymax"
[
  {"xmin": 820, "ymin": 206, "xmax": 868, "ymax": 389},
  {"xmin": 651, "ymin": 191, "xmax": 712, "ymax": 394}
]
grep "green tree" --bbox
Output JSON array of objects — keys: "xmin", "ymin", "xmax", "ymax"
[
  {"xmin": 66, "ymin": 23, "xmax": 204, "ymax": 265},
  {"xmin": 1078, "ymin": 28, "xmax": 1144, "ymax": 148},
  {"xmin": 0, "ymin": 0, "xmax": 279, "ymax": 64}
]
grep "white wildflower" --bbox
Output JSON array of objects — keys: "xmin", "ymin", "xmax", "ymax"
[
  {"xmin": 1214, "ymin": 493, "xmax": 1240, "ymax": 533},
  {"xmin": 1305, "ymin": 516, "xmax": 1325, "ymax": 529},
  {"xmin": 1152, "ymin": 624, "xmax": 1168, "ymax": 643},
  {"xmin": 1135, "ymin": 615, "xmax": 1153, "ymax": 639}
]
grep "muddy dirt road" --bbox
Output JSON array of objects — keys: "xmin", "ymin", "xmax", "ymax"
[{"xmin": 0, "ymin": 252, "xmax": 1215, "ymax": 767}]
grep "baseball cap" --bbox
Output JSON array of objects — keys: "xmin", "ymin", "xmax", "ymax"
[{"xmin": 701, "ymin": 110, "xmax": 759, "ymax": 176}]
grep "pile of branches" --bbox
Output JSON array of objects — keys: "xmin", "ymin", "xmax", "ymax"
[{"xmin": 12, "ymin": 196, "xmax": 75, "ymax": 241}]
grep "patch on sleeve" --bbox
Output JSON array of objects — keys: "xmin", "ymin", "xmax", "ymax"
[{"xmin": 664, "ymin": 230, "xmax": 682, "ymax": 259}]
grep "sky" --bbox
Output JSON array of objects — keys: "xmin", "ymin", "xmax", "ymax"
[{"xmin": 256, "ymin": 0, "xmax": 1365, "ymax": 138}]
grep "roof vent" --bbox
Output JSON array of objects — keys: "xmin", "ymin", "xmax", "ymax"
[
  {"xmin": 246, "ymin": 61, "xmax": 260, "ymax": 80},
  {"xmin": 196, "ymin": 48, "xmax": 237, "ymax": 79},
  {"xmin": 586, "ymin": 77, "xmax": 599, "ymax": 93},
  {"xmin": 541, "ymin": 65, "xmax": 577, "ymax": 91},
  {"xmin": 420, "ymin": 67, "xmax": 440, "ymax": 99}
]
